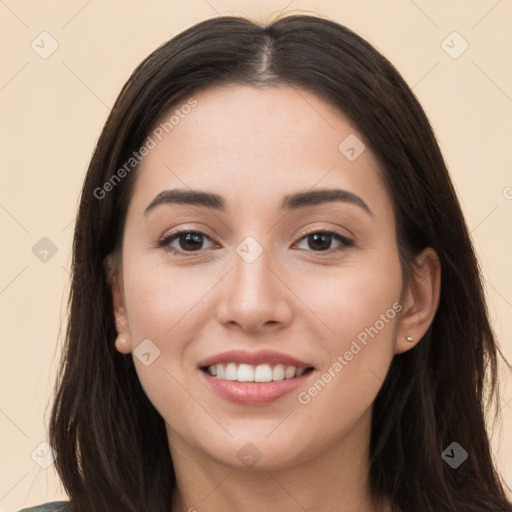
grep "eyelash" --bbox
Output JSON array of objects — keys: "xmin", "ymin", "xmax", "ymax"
[{"xmin": 156, "ymin": 228, "xmax": 354, "ymax": 257}]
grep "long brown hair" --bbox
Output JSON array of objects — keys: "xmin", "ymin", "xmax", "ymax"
[{"xmin": 49, "ymin": 13, "xmax": 512, "ymax": 511}]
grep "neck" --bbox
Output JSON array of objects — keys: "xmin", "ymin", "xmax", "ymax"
[{"xmin": 168, "ymin": 408, "xmax": 391, "ymax": 512}]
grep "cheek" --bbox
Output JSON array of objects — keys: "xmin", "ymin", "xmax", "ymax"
[
  {"xmin": 295, "ymin": 253, "xmax": 403, "ymax": 347},
  {"xmin": 288, "ymin": 276, "xmax": 398, "ymax": 452},
  {"xmin": 120, "ymin": 257, "xmax": 223, "ymax": 411},
  {"xmin": 120, "ymin": 260, "xmax": 206, "ymax": 423},
  {"xmin": 122, "ymin": 258, "xmax": 214, "ymax": 343},
  {"xmin": 295, "ymin": 256, "xmax": 402, "ymax": 424}
]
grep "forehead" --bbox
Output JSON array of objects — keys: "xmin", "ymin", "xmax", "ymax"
[{"xmin": 129, "ymin": 84, "xmax": 392, "ymax": 219}]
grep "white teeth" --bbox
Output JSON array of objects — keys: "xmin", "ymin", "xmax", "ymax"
[
  {"xmin": 254, "ymin": 364, "xmax": 272, "ymax": 382},
  {"xmin": 272, "ymin": 364, "xmax": 285, "ymax": 381},
  {"xmin": 237, "ymin": 364, "xmax": 254, "ymax": 382},
  {"xmin": 225, "ymin": 363, "xmax": 237, "ymax": 381},
  {"xmin": 284, "ymin": 366, "xmax": 296, "ymax": 379},
  {"xmin": 206, "ymin": 363, "xmax": 309, "ymax": 382}
]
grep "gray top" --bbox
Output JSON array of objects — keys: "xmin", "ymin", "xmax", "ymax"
[{"xmin": 18, "ymin": 501, "xmax": 69, "ymax": 512}]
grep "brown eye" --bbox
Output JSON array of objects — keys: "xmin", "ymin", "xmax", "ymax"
[
  {"xmin": 158, "ymin": 230, "xmax": 215, "ymax": 255},
  {"xmin": 295, "ymin": 230, "xmax": 354, "ymax": 253}
]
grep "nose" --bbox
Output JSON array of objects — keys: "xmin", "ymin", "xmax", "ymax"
[{"xmin": 215, "ymin": 241, "xmax": 294, "ymax": 333}]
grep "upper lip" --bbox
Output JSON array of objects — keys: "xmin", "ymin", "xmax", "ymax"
[{"xmin": 198, "ymin": 349, "xmax": 313, "ymax": 369}]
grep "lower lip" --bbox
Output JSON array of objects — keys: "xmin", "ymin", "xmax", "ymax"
[{"xmin": 200, "ymin": 369, "xmax": 313, "ymax": 405}]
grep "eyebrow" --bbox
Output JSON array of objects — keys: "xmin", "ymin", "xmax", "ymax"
[{"xmin": 144, "ymin": 188, "xmax": 373, "ymax": 217}]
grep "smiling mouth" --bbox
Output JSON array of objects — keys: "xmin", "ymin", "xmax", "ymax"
[{"xmin": 201, "ymin": 363, "xmax": 315, "ymax": 383}]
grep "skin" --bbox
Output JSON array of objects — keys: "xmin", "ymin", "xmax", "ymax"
[{"xmin": 110, "ymin": 84, "xmax": 441, "ymax": 512}]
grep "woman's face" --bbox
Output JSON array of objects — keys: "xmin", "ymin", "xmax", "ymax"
[{"xmin": 113, "ymin": 84, "xmax": 408, "ymax": 470}]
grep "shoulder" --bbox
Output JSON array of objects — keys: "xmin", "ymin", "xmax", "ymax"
[{"xmin": 18, "ymin": 501, "xmax": 70, "ymax": 512}]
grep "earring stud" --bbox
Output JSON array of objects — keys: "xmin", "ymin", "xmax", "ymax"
[
  {"xmin": 115, "ymin": 333, "xmax": 131, "ymax": 353},
  {"xmin": 406, "ymin": 335, "xmax": 413, "ymax": 342}
]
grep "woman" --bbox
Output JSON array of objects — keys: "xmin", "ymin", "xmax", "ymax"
[{"xmin": 21, "ymin": 13, "xmax": 512, "ymax": 512}]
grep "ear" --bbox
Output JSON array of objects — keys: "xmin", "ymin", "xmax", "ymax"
[
  {"xmin": 395, "ymin": 247, "xmax": 441, "ymax": 354},
  {"xmin": 109, "ymin": 262, "xmax": 132, "ymax": 354}
]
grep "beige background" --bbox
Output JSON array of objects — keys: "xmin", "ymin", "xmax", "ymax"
[{"xmin": 1, "ymin": 1, "xmax": 511, "ymax": 510}]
